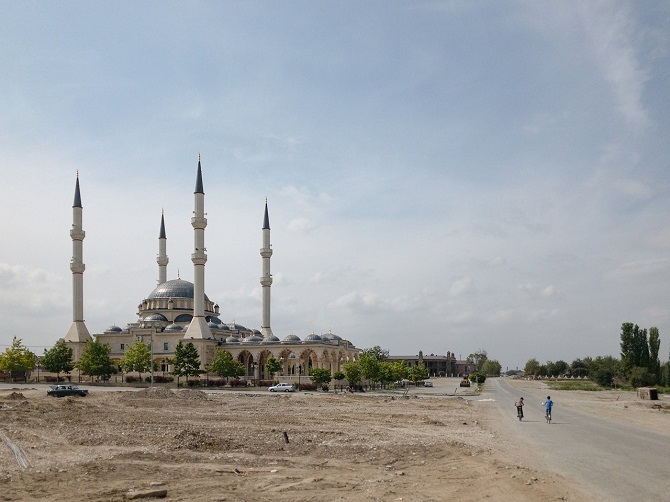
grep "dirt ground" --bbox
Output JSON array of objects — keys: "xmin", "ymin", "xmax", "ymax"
[{"xmin": 0, "ymin": 380, "xmax": 662, "ymax": 502}]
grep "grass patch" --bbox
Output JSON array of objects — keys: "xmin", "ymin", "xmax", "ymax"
[{"xmin": 547, "ymin": 380, "xmax": 602, "ymax": 391}]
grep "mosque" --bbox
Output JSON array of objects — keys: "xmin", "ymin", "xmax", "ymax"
[{"xmin": 62, "ymin": 156, "xmax": 359, "ymax": 382}]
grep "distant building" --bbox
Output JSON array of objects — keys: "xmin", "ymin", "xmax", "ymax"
[
  {"xmin": 387, "ymin": 350, "xmax": 471, "ymax": 377},
  {"xmin": 62, "ymin": 156, "xmax": 359, "ymax": 381}
]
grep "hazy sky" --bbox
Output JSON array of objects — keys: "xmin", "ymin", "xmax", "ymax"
[{"xmin": 1, "ymin": 1, "xmax": 669, "ymax": 370}]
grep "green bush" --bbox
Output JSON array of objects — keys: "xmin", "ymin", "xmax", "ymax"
[
  {"xmin": 468, "ymin": 372, "xmax": 486, "ymax": 384},
  {"xmin": 547, "ymin": 380, "xmax": 601, "ymax": 391}
]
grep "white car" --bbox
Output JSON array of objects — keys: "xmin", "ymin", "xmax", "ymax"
[
  {"xmin": 268, "ymin": 382, "xmax": 295, "ymax": 392},
  {"xmin": 424, "ymin": 381, "xmax": 433, "ymax": 387}
]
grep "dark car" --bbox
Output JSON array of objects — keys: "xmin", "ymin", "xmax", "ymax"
[{"xmin": 47, "ymin": 385, "xmax": 88, "ymax": 397}]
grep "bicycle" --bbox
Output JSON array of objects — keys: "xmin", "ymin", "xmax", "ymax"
[{"xmin": 545, "ymin": 409, "xmax": 551, "ymax": 424}]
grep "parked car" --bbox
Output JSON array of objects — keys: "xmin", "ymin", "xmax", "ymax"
[
  {"xmin": 268, "ymin": 382, "xmax": 294, "ymax": 392},
  {"xmin": 459, "ymin": 378, "xmax": 471, "ymax": 387},
  {"xmin": 424, "ymin": 381, "xmax": 433, "ymax": 387},
  {"xmin": 47, "ymin": 385, "xmax": 89, "ymax": 397}
]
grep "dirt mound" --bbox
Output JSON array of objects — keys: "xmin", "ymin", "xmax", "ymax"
[
  {"xmin": 121, "ymin": 387, "xmax": 176, "ymax": 399},
  {"xmin": 6, "ymin": 392, "xmax": 25, "ymax": 400},
  {"xmin": 173, "ymin": 389, "xmax": 207, "ymax": 400},
  {"xmin": 118, "ymin": 387, "xmax": 208, "ymax": 400}
]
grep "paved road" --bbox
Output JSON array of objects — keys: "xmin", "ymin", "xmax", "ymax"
[{"xmin": 482, "ymin": 378, "xmax": 670, "ymax": 501}]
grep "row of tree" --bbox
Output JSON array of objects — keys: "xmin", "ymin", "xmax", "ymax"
[
  {"xmin": 521, "ymin": 323, "xmax": 670, "ymax": 388},
  {"xmin": 1, "ymin": 339, "xmax": 452, "ymax": 390},
  {"xmin": 0, "ymin": 337, "xmax": 248, "ymax": 385}
]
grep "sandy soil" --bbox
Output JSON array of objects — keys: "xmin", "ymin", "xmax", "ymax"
[{"xmin": 0, "ymin": 380, "xmax": 664, "ymax": 502}]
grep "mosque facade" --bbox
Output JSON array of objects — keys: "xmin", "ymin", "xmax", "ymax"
[{"xmin": 62, "ymin": 157, "xmax": 359, "ymax": 382}]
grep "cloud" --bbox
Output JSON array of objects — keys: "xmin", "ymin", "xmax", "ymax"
[
  {"xmin": 287, "ymin": 217, "xmax": 315, "ymax": 233},
  {"xmin": 579, "ymin": 2, "xmax": 651, "ymax": 128},
  {"xmin": 449, "ymin": 276, "xmax": 475, "ymax": 297},
  {"xmin": 606, "ymin": 258, "xmax": 670, "ymax": 280}
]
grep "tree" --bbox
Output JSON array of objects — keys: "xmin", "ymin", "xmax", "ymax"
[
  {"xmin": 361, "ymin": 346, "xmax": 389, "ymax": 362},
  {"xmin": 333, "ymin": 371, "xmax": 345, "ymax": 381},
  {"xmin": 388, "ymin": 360, "xmax": 409, "ymax": 382},
  {"xmin": 359, "ymin": 352, "xmax": 381, "ymax": 386},
  {"xmin": 628, "ymin": 366, "xmax": 655, "ymax": 388},
  {"xmin": 119, "ymin": 341, "xmax": 152, "ymax": 381},
  {"xmin": 523, "ymin": 358, "xmax": 540, "ymax": 376},
  {"xmin": 467, "ymin": 350, "xmax": 488, "ymax": 372},
  {"xmin": 208, "ymin": 349, "xmax": 245, "ymax": 383},
  {"xmin": 648, "ymin": 327, "xmax": 661, "ymax": 384},
  {"xmin": 310, "ymin": 368, "xmax": 332, "ymax": 390},
  {"xmin": 264, "ymin": 356, "xmax": 282, "ymax": 381},
  {"xmin": 408, "ymin": 363, "xmax": 429, "ymax": 384},
  {"xmin": 342, "ymin": 361, "xmax": 362, "ymax": 387},
  {"xmin": 589, "ymin": 355, "xmax": 621, "ymax": 387},
  {"xmin": 621, "ymin": 323, "xmax": 650, "ymax": 374},
  {"xmin": 41, "ymin": 340, "xmax": 74, "ymax": 381},
  {"xmin": 171, "ymin": 342, "xmax": 204, "ymax": 385},
  {"xmin": 0, "ymin": 337, "xmax": 37, "ymax": 380},
  {"xmin": 570, "ymin": 358, "xmax": 589, "ymax": 378},
  {"xmin": 77, "ymin": 338, "xmax": 115, "ymax": 381},
  {"xmin": 481, "ymin": 359, "xmax": 501, "ymax": 376}
]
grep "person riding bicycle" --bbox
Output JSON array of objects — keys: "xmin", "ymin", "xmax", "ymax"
[
  {"xmin": 543, "ymin": 396, "xmax": 553, "ymax": 423},
  {"xmin": 515, "ymin": 397, "xmax": 524, "ymax": 420}
]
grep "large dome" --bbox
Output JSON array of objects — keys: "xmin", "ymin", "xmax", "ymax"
[{"xmin": 147, "ymin": 279, "xmax": 210, "ymax": 301}]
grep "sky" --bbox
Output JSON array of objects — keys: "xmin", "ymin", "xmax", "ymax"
[{"xmin": 1, "ymin": 1, "xmax": 670, "ymax": 371}]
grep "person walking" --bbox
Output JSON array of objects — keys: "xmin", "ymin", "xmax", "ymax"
[{"xmin": 543, "ymin": 396, "xmax": 553, "ymax": 423}]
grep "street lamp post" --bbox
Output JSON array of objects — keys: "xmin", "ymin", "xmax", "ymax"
[
  {"xmin": 298, "ymin": 365, "xmax": 302, "ymax": 391},
  {"xmin": 251, "ymin": 362, "xmax": 257, "ymax": 387}
]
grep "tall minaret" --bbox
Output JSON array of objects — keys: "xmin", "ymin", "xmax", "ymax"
[
  {"xmin": 64, "ymin": 172, "xmax": 92, "ymax": 345},
  {"xmin": 260, "ymin": 199, "xmax": 274, "ymax": 337},
  {"xmin": 157, "ymin": 210, "xmax": 168, "ymax": 285},
  {"xmin": 184, "ymin": 154, "xmax": 213, "ymax": 340}
]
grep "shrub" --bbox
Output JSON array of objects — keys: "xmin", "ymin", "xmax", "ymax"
[
  {"xmin": 124, "ymin": 375, "xmax": 139, "ymax": 383},
  {"xmin": 187, "ymin": 379, "xmax": 202, "ymax": 387},
  {"xmin": 468, "ymin": 372, "xmax": 486, "ymax": 384},
  {"xmin": 298, "ymin": 383, "xmax": 317, "ymax": 391},
  {"xmin": 230, "ymin": 379, "xmax": 245, "ymax": 387},
  {"xmin": 44, "ymin": 376, "xmax": 66, "ymax": 383},
  {"xmin": 207, "ymin": 378, "xmax": 226, "ymax": 387},
  {"xmin": 321, "ymin": 384, "xmax": 329, "ymax": 392},
  {"xmin": 628, "ymin": 366, "xmax": 656, "ymax": 388},
  {"xmin": 153, "ymin": 375, "xmax": 174, "ymax": 384}
]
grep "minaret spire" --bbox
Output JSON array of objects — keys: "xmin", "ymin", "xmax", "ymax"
[
  {"xmin": 185, "ymin": 154, "xmax": 213, "ymax": 340},
  {"xmin": 260, "ymin": 198, "xmax": 273, "ymax": 337},
  {"xmin": 64, "ymin": 172, "xmax": 92, "ymax": 346},
  {"xmin": 157, "ymin": 209, "xmax": 169, "ymax": 285}
]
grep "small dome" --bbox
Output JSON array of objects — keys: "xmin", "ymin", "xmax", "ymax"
[
  {"xmin": 208, "ymin": 317, "xmax": 222, "ymax": 325},
  {"xmin": 282, "ymin": 334, "xmax": 301, "ymax": 342},
  {"xmin": 226, "ymin": 336, "xmax": 240, "ymax": 343},
  {"xmin": 104, "ymin": 325, "xmax": 122, "ymax": 333},
  {"xmin": 143, "ymin": 313, "xmax": 168, "ymax": 322},
  {"xmin": 208, "ymin": 321, "xmax": 220, "ymax": 330},
  {"xmin": 261, "ymin": 335, "xmax": 280, "ymax": 343},
  {"xmin": 242, "ymin": 335, "xmax": 263, "ymax": 343},
  {"xmin": 231, "ymin": 323, "xmax": 248, "ymax": 331},
  {"xmin": 253, "ymin": 329, "xmax": 261, "ymax": 335},
  {"xmin": 220, "ymin": 325, "xmax": 230, "ymax": 331},
  {"xmin": 147, "ymin": 278, "xmax": 210, "ymax": 301},
  {"xmin": 164, "ymin": 323, "xmax": 183, "ymax": 331},
  {"xmin": 322, "ymin": 333, "xmax": 342, "ymax": 341},
  {"xmin": 174, "ymin": 314, "xmax": 193, "ymax": 323},
  {"xmin": 304, "ymin": 333, "xmax": 322, "ymax": 341}
]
